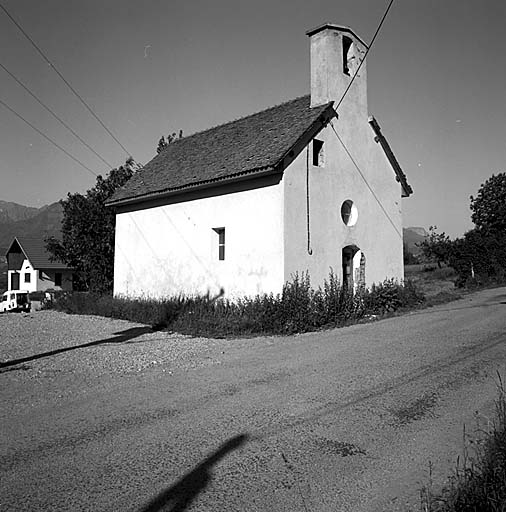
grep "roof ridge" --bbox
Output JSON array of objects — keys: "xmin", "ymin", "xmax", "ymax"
[
  {"xmin": 168, "ymin": 95, "xmax": 312, "ymax": 146},
  {"xmin": 109, "ymin": 95, "xmax": 335, "ymax": 206}
]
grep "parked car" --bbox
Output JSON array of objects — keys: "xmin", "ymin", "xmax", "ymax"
[{"xmin": 0, "ymin": 290, "xmax": 30, "ymax": 313}]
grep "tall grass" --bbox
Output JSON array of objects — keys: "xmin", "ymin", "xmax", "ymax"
[
  {"xmin": 45, "ymin": 271, "xmax": 425, "ymax": 337},
  {"xmin": 420, "ymin": 375, "xmax": 506, "ymax": 511}
]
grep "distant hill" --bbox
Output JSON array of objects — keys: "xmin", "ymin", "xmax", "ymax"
[
  {"xmin": 0, "ymin": 200, "xmax": 39, "ymax": 224},
  {"xmin": 0, "ymin": 201, "xmax": 63, "ymax": 255},
  {"xmin": 403, "ymin": 226, "xmax": 428, "ymax": 256}
]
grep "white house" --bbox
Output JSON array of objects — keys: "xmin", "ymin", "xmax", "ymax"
[
  {"xmin": 107, "ymin": 23, "xmax": 412, "ymax": 299},
  {"xmin": 5, "ymin": 237, "xmax": 73, "ymax": 292}
]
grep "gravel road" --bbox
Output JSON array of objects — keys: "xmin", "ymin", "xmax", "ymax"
[{"xmin": 1, "ymin": 287, "xmax": 506, "ymax": 511}]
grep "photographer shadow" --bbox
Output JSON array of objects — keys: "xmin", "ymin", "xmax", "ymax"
[{"xmin": 139, "ymin": 434, "xmax": 248, "ymax": 512}]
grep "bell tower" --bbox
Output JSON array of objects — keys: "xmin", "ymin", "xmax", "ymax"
[{"xmin": 306, "ymin": 23, "xmax": 368, "ymax": 118}]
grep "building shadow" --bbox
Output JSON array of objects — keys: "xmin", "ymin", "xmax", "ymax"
[
  {"xmin": 0, "ymin": 326, "xmax": 152, "ymax": 370},
  {"xmin": 139, "ymin": 434, "xmax": 248, "ymax": 512}
]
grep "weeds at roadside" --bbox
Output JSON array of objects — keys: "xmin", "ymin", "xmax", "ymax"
[
  {"xmin": 44, "ymin": 271, "xmax": 425, "ymax": 338},
  {"xmin": 418, "ymin": 373, "xmax": 506, "ymax": 511}
]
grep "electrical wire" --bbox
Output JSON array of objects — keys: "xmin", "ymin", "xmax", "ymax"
[
  {"xmin": 0, "ymin": 96, "xmax": 97, "ymax": 177},
  {"xmin": 0, "ymin": 61, "xmax": 113, "ymax": 169},
  {"xmin": 0, "ymin": 2, "xmax": 133, "ymax": 159},
  {"xmin": 329, "ymin": 120, "xmax": 402, "ymax": 239},
  {"xmin": 334, "ymin": 0, "xmax": 395, "ymax": 112},
  {"xmin": 325, "ymin": 0, "xmax": 401, "ymax": 240}
]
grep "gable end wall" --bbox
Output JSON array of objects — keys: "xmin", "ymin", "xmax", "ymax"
[{"xmin": 283, "ymin": 121, "xmax": 404, "ymax": 289}]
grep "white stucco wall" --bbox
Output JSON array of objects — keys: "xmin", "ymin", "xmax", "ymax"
[
  {"xmin": 8, "ymin": 260, "xmax": 36, "ymax": 291},
  {"xmin": 8, "ymin": 260, "xmax": 72, "ymax": 292},
  {"xmin": 114, "ymin": 182, "xmax": 284, "ymax": 299},
  {"xmin": 283, "ymin": 122, "xmax": 404, "ymax": 290}
]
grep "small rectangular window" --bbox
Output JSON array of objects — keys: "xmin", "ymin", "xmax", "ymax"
[
  {"xmin": 313, "ymin": 139, "xmax": 324, "ymax": 167},
  {"xmin": 55, "ymin": 273, "xmax": 62, "ymax": 286},
  {"xmin": 24, "ymin": 273, "xmax": 31, "ymax": 283},
  {"xmin": 213, "ymin": 228, "xmax": 225, "ymax": 260}
]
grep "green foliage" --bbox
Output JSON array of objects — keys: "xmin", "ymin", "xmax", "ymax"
[
  {"xmin": 450, "ymin": 228, "xmax": 506, "ymax": 287},
  {"xmin": 420, "ymin": 378, "xmax": 506, "ymax": 511},
  {"xmin": 45, "ymin": 159, "xmax": 136, "ymax": 293},
  {"xmin": 418, "ymin": 226, "xmax": 453, "ymax": 269},
  {"xmin": 28, "ymin": 291, "xmax": 45, "ymax": 301},
  {"xmin": 403, "ymin": 243, "xmax": 420, "ymax": 265},
  {"xmin": 45, "ymin": 271, "xmax": 425, "ymax": 337},
  {"xmin": 470, "ymin": 172, "xmax": 506, "ymax": 234},
  {"xmin": 421, "ymin": 174, "xmax": 506, "ymax": 287},
  {"xmin": 156, "ymin": 129, "xmax": 183, "ymax": 154},
  {"xmin": 364, "ymin": 278, "xmax": 424, "ymax": 314}
]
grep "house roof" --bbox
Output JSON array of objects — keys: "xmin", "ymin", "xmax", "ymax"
[
  {"xmin": 6, "ymin": 237, "xmax": 71, "ymax": 270},
  {"xmin": 107, "ymin": 95, "xmax": 335, "ymax": 206}
]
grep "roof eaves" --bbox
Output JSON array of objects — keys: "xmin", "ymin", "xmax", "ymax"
[
  {"xmin": 305, "ymin": 23, "xmax": 369, "ymax": 48},
  {"xmin": 105, "ymin": 165, "xmax": 279, "ymax": 208},
  {"xmin": 368, "ymin": 116, "xmax": 413, "ymax": 197}
]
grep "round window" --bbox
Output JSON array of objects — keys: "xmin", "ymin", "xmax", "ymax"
[{"xmin": 341, "ymin": 200, "xmax": 358, "ymax": 226}]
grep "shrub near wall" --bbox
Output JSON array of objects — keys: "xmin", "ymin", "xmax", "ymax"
[{"xmin": 46, "ymin": 272, "xmax": 425, "ymax": 338}]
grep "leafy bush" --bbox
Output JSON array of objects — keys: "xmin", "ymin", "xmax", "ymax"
[
  {"xmin": 364, "ymin": 278, "xmax": 424, "ymax": 315},
  {"xmin": 450, "ymin": 229, "xmax": 506, "ymax": 288},
  {"xmin": 45, "ymin": 272, "xmax": 425, "ymax": 337}
]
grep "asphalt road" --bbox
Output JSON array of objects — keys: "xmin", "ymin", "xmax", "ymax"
[{"xmin": 2, "ymin": 287, "xmax": 506, "ymax": 512}]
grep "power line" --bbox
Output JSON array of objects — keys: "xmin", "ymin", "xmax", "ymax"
[
  {"xmin": 0, "ymin": 61, "xmax": 113, "ymax": 169},
  {"xmin": 334, "ymin": 0, "xmax": 395, "ymax": 112},
  {"xmin": 0, "ymin": 2, "xmax": 133, "ymax": 158},
  {"xmin": 0, "ymin": 97, "xmax": 97, "ymax": 177},
  {"xmin": 329, "ymin": 120, "xmax": 402, "ymax": 239},
  {"xmin": 327, "ymin": 0, "xmax": 401, "ymax": 239}
]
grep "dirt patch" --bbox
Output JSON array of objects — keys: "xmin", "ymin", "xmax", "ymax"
[
  {"xmin": 313, "ymin": 437, "xmax": 367, "ymax": 457},
  {"xmin": 391, "ymin": 392, "xmax": 438, "ymax": 424}
]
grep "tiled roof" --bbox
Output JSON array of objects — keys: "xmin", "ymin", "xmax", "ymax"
[
  {"xmin": 107, "ymin": 95, "xmax": 334, "ymax": 205},
  {"xmin": 7, "ymin": 237, "xmax": 71, "ymax": 269}
]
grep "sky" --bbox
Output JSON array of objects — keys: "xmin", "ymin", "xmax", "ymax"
[{"xmin": 0, "ymin": 0, "xmax": 505, "ymax": 238}]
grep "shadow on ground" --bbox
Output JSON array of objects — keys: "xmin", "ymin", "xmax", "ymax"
[
  {"xmin": 0, "ymin": 326, "xmax": 152, "ymax": 370},
  {"xmin": 139, "ymin": 434, "xmax": 248, "ymax": 512}
]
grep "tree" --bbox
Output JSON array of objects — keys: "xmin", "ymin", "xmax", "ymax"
[
  {"xmin": 46, "ymin": 158, "xmax": 137, "ymax": 292},
  {"xmin": 403, "ymin": 243, "xmax": 419, "ymax": 265},
  {"xmin": 470, "ymin": 172, "xmax": 506, "ymax": 234},
  {"xmin": 446, "ymin": 173, "xmax": 506, "ymax": 286},
  {"xmin": 156, "ymin": 129, "xmax": 183, "ymax": 154},
  {"xmin": 417, "ymin": 226, "xmax": 453, "ymax": 268},
  {"xmin": 449, "ymin": 228, "xmax": 506, "ymax": 286}
]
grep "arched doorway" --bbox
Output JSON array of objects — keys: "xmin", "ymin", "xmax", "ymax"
[{"xmin": 342, "ymin": 245, "xmax": 365, "ymax": 292}]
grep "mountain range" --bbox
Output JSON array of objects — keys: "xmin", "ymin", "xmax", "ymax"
[
  {"xmin": 403, "ymin": 226, "xmax": 428, "ymax": 255},
  {"xmin": 0, "ymin": 200, "xmax": 63, "ymax": 255}
]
